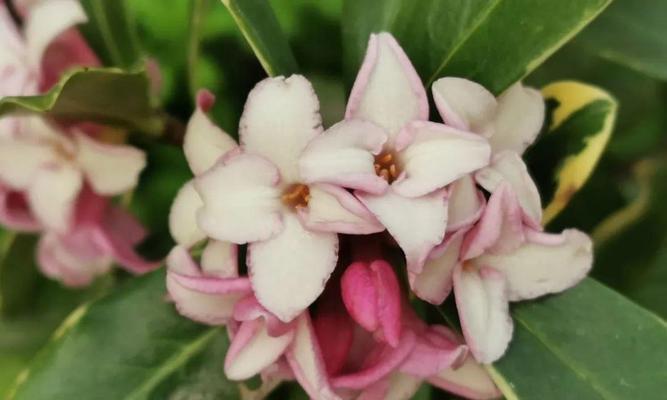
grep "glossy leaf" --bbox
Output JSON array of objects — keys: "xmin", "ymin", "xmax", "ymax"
[
  {"xmin": 7, "ymin": 269, "xmax": 240, "ymax": 400},
  {"xmin": 220, "ymin": 0, "xmax": 298, "ymax": 76},
  {"xmin": 0, "ymin": 67, "xmax": 163, "ymax": 135},
  {"xmin": 343, "ymin": 0, "xmax": 611, "ymax": 93},
  {"xmin": 579, "ymin": 0, "xmax": 667, "ymax": 81},
  {"xmin": 79, "ymin": 0, "xmax": 142, "ymax": 68},
  {"xmin": 525, "ymin": 81, "xmax": 617, "ymax": 225},
  {"xmin": 489, "ymin": 278, "xmax": 667, "ymax": 399}
]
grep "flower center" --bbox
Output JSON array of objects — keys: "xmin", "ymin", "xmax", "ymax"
[
  {"xmin": 374, "ymin": 150, "xmax": 401, "ymax": 184},
  {"xmin": 49, "ymin": 138, "xmax": 76, "ymax": 161},
  {"xmin": 281, "ymin": 183, "xmax": 310, "ymax": 210}
]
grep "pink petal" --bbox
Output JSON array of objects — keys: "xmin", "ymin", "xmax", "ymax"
[
  {"xmin": 200, "ymin": 239, "xmax": 238, "ymax": 278},
  {"xmin": 341, "ymin": 261, "xmax": 379, "ymax": 333},
  {"xmin": 27, "ymin": 164, "xmax": 82, "ymax": 232},
  {"xmin": 225, "ymin": 318, "xmax": 294, "ymax": 380},
  {"xmin": 0, "ymin": 187, "xmax": 40, "ymax": 231},
  {"xmin": 400, "ymin": 325, "xmax": 468, "ymax": 377},
  {"xmin": 392, "ymin": 121, "xmax": 491, "ymax": 198},
  {"xmin": 346, "ymin": 32, "xmax": 428, "ymax": 140},
  {"xmin": 286, "ymin": 313, "xmax": 340, "ymax": 400},
  {"xmin": 24, "ymin": 0, "xmax": 87, "ymax": 67},
  {"xmin": 410, "ymin": 229, "xmax": 465, "ymax": 305},
  {"xmin": 298, "ymin": 184, "xmax": 383, "ymax": 235},
  {"xmin": 166, "ymin": 246, "xmax": 251, "ymax": 325},
  {"xmin": 240, "ymin": 75, "xmax": 322, "ymax": 183},
  {"xmin": 183, "ymin": 90, "xmax": 238, "ymax": 175},
  {"xmin": 432, "ymin": 77, "xmax": 497, "ymax": 136},
  {"xmin": 475, "ymin": 151, "xmax": 542, "ymax": 225},
  {"xmin": 100, "ymin": 203, "xmax": 146, "ymax": 246},
  {"xmin": 195, "ymin": 153, "xmax": 283, "ymax": 244},
  {"xmin": 428, "ymin": 355, "xmax": 501, "ymax": 400},
  {"xmin": 232, "ymin": 296, "xmax": 294, "ymax": 337},
  {"xmin": 370, "ymin": 260, "xmax": 402, "ymax": 347},
  {"xmin": 358, "ymin": 373, "xmax": 422, "ymax": 400},
  {"xmin": 490, "ymin": 83, "xmax": 544, "ymax": 155},
  {"xmin": 475, "ymin": 229, "xmax": 593, "ymax": 301},
  {"xmin": 332, "ymin": 330, "xmax": 416, "ymax": 390},
  {"xmin": 248, "ymin": 213, "xmax": 338, "ymax": 322},
  {"xmin": 39, "ymin": 27, "xmax": 99, "ymax": 91},
  {"xmin": 37, "ymin": 230, "xmax": 110, "ymax": 287},
  {"xmin": 454, "ymin": 265, "xmax": 513, "ymax": 364},
  {"xmin": 357, "ymin": 188, "xmax": 448, "ymax": 273},
  {"xmin": 447, "ymin": 175, "xmax": 485, "ymax": 233},
  {"xmin": 168, "ymin": 180, "xmax": 206, "ymax": 248},
  {"xmin": 462, "ymin": 183, "xmax": 526, "ymax": 260},
  {"xmin": 75, "ymin": 133, "xmax": 146, "ymax": 195},
  {"xmin": 299, "ymin": 119, "xmax": 388, "ymax": 194},
  {"xmin": 312, "ymin": 290, "xmax": 355, "ymax": 376}
]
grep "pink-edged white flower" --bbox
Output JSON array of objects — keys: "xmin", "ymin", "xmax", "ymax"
[
  {"xmin": 413, "ymin": 184, "xmax": 592, "ymax": 363},
  {"xmin": 37, "ymin": 187, "xmax": 157, "ymax": 286},
  {"xmin": 319, "ymin": 32, "xmax": 491, "ymax": 273},
  {"xmin": 194, "ymin": 75, "xmax": 383, "ymax": 323},
  {"xmin": 433, "ymin": 77, "xmax": 545, "ymax": 225},
  {"xmin": 168, "ymin": 90, "xmax": 238, "ymax": 249},
  {"xmin": 165, "ymin": 243, "xmax": 251, "ymax": 325},
  {"xmin": 0, "ymin": 116, "xmax": 146, "ymax": 233}
]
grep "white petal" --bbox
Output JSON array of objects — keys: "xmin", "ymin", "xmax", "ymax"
[
  {"xmin": 298, "ymin": 184, "xmax": 383, "ymax": 234},
  {"xmin": 298, "ymin": 119, "xmax": 388, "ymax": 194},
  {"xmin": 358, "ymin": 188, "xmax": 447, "ymax": 273},
  {"xmin": 28, "ymin": 164, "xmax": 82, "ymax": 232},
  {"xmin": 429, "ymin": 355, "xmax": 501, "ymax": 400},
  {"xmin": 248, "ymin": 213, "xmax": 337, "ymax": 322},
  {"xmin": 200, "ymin": 239, "xmax": 238, "ymax": 278},
  {"xmin": 0, "ymin": 139, "xmax": 56, "ymax": 189},
  {"xmin": 411, "ymin": 229, "xmax": 465, "ymax": 305},
  {"xmin": 168, "ymin": 180, "xmax": 206, "ymax": 248},
  {"xmin": 225, "ymin": 319, "xmax": 294, "ymax": 380},
  {"xmin": 359, "ymin": 373, "xmax": 422, "ymax": 400},
  {"xmin": 240, "ymin": 75, "xmax": 322, "ymax": 183},
  {"xmin": 447, "ymin": 175, "xmax": 484, "ymax": 232},
  {"xmin": 25, "ymin": 0, "xmax": 87, "ymax": 67},
  {"xmin": 475, "ymin": 151, "xmax": 542, "ymax": 224},
  {"xmin": 195, "ymin": 153, "xmax": 283, "ymax": 244},
  {"xmin": 75, "ymin": 133, "xmax": 146, "ymax": 195},
  {"xmin": 184, "ymin": 96, "xmax": 237, "ymax": 175},
  {"xmin": 393, "ymin": 121, "xmax": 491, "ymax": 198},
  {"xmin": 432, "ymin": 77, "xmax": 497, "ymax": 136},
  {"xmin": 475, "ymin": 229, "xmax": 593, "ymax": 301},
  {"xmin": 346, "ymin": 32, "xmax": 428, "ymax": 140},
  {"xmin": 454, "ymin": 266, "xmax": 513, "ymax": 364},
  {"xmin": 286, "ymin": 313, "xmax": 340, "ymax": 400},
  {"xmin": 490, "ymin": 83, "xmax": 544, "ymax": 155}
]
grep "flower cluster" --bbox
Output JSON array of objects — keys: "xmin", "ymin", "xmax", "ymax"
[
  {"xmin": 167, "ymin": 33, "xmax": 593, "ymax": 398},
  {"xmin": 0, "ymin": 0, "xmax": 156, "ymax": 286}
]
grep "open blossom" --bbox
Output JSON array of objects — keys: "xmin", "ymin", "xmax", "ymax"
[
  {"xmin": 433, "ymin": 77, "xmax": 545, "ymax": 225},
  {"xmin": 300, "ymin": 33, "xmax": 491, "ymax": 273},
  {"xmin": 0, "ymin": 0, "xmax": 155, "ymax": 285},
  {"xmin": 413, "ymin": 184, "xmax": 592, "ymax": 363},
  {"xmin": 193, "ymin": 76, "xmax": 383, "ymax": 322}
]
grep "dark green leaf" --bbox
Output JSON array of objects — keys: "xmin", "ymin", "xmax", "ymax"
[
  {"xmin": 343, "ymin": 0, "xmax": 611, "ymax": 93},
  {"xmin": 0, "ymin": 235, "xmax": 40, "ymax": 316},
  {"xmin": 221, "ymin": 0, "xmax": 299, "ymax": 76},
  {"xmin": 0, "ymin": 67, "xmax": 163, "ymax": 135},
  {"xmin": 79, "ymin": 0, "xmax": 142, "ymax": 68},
  {"xmin": 490, "ymin": 278, "xmax": 667, "ymax": 399},
  {"xmin": 578, "ymin": 0, "xmax": 667, "ymax": 81},
  {"xmin": 6, "ymin": 269, "xmax": 238, "ymax": 400}
]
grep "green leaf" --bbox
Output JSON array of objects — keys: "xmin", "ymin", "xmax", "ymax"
[
  {"xmin": 221, "ymin": 0, "xmax": 299, "ymax": 76},
  {"xmin": 79, "ymin": 0, "xmax": 142, "ymax": 68},
  {"xmin": 187, "ymin": 0, "xmax": 208, "ymax": 98},
  {"xmin": 7, "ymin": 269, "xmax": 240, "ymax": 400},
  {"xmin": 524, "ymin": 81, "xmax": 617, "ymax": 225},
  {"xmin": 343, "ymin": 0, "xmax": 611, "ymax": 93},
  {"xmin": 0, "ymin": 67, "xmax": 163, "ymax": 135},
  {"xmin": 578, "ymin": 0, "xmax": 667, "ymax": 81},
  {"xmin": 489, "ymin": 278, "xmax": 667, "ymax": 399},
  {"xmin": 0, "ymin": 235, "xmax": 40, "ymax": 316}
]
